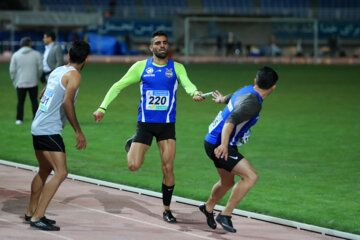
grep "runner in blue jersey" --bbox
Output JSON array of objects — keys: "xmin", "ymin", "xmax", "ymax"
[
  {"xmin": 93, "ymin": 31, "xmax": 204, "ymax": 222},
  {"xmin": 199, "ymin": 67, "xmax": 278, "ymax": 233}
]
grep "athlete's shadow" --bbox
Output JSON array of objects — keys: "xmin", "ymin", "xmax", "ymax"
[
  {"xmin": 0, "ymin": 188, "xmax": 29, "ymax": 217},
  {"xmin": 173, "ymin": 208, "xmax": 229, "ymax": 239},
  {"xmin": 61, "ymin": 189, "xmax": 159, "ymax": 219}
]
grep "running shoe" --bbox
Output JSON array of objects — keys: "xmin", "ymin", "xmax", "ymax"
[
  {"xmin": 30, "ymin": 219, "xmax": 60, "ymax": 231},
  {"xmin": 163, "ymin": 210, "xmax": 177, "ymax": 223},
  {"xmin": 216, "ymin": 213, "xmax": 236, "ymax": 233},
  {"xmin": 125, "ymin": 137, "xmax": 133, "ymax": 152},
  {"xmin": 24, "ymin": 214, "xmax": 56, "ymax": 225},
  {"xmin": 199, "ymin": 204, "xmax": 216, "ymax": 229}
]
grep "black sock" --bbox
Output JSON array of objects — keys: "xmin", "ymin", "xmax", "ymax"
[{"xmin": 162, "ymin": 183, "xmax": 175, "ymax": 207}]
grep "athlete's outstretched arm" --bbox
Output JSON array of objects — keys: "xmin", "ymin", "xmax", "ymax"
[
  {"xmin": 62, "ymin": 71, "xmax": 87, "ymax": 150},
  {"xmin": 174, "ymin": 62, "xmax": 204, "ymax": 102},
  {"xmin": 212, "ymin": 90, "xmax": 233, "ymax": 104},
  {"xmin": 93, "ymin": 61, "xmax": 145, "ymax": 123}
]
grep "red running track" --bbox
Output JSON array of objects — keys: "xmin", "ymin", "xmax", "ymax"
[{"xmin": 0, "ymin": 164, "xmax": 343, "ymax": 240}]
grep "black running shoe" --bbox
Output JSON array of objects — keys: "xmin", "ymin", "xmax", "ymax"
[
  {"xmin": 199, "ymin": 204, "xmax": 216, "ymax": 229},
  {"xmin": 24, "ymin": 214, "xmax": 31, "ymax": 222},
  {"xmin": 163, "ymin": 210, "xmax": 177, "ymax": 223},
  {"xmin": 216, "ymin": 213, "xmax": 236, "ymax": 233},
  {"xmin": 24, "ymin": 214, "xmax": 56, "ymax": 225},
  {"xmin": 125, "ymin": 137, "xmax": 133, "ymax": 152},
  {"xmin": 30, "ymin": 219, "xmax": 60, "ymax": 231}
]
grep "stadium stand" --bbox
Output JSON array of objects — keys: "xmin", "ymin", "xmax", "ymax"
[
  {"xmin": 91, "ymin": 0, "xmax": 138, "ymax": 17},
  {"xmin": 36, "ymin": 0, "xmax": 360, "ymax": 20},
  {"xmin": 202, "ymin": 0, "xmax": 254, "ymax": 15},
  {"xmin": 259, "ymin": 0, "xmax": 310, "ymax": 18},
  {"xmin": 317, "ymin": 0, "xmax": 360, "ymax": 20},
  {"xmin": 1, "ymin": 0, "xmax": 360, "ymax": 58},
  {"xmin": 40, "ymin": 0, "xmax": 88, "ymax": 12},
  {"xmin": 141, "ymin": 0, "xmax": 187, "ymax": 17}
]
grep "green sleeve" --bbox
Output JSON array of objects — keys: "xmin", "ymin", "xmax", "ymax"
[
  {"xmin": 174, "ymin": 62, "xmax": 199, "ymax": 96},
  {"xmin": 98, "ymin": 60, "xmax": 146, "ymax": 113}
]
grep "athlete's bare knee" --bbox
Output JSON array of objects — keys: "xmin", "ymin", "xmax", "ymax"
[
  {"xmin": 127, "ymin": 158, "xmax": 141, "ymax": 171},
  {"xmin": 38, "ymin": 167, "xmax": 52, "ymax": 179},
  {"xmin": 128, "ymin": 163, "xmax": 140, "ymax": 171},
  {"xmin": 245, "ymin": 171, "xmax": 258, "ymax": 186},
  {"xmin": 162, "ymin": 162, "xmax": 174, "ymax": 175},
  {"xmin": 55, "ymin": 169, "xmax": 68, "ymax": 181}
]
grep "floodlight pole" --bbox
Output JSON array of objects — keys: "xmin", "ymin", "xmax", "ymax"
[
  {"xmin": 313, "ymin": 19, "xmax": 319, "ymax": 64},
  {"xmin": 184, "ymin": 17, "xmax": 190, "ymax": 64}
]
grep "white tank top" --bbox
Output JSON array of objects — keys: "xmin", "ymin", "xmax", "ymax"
[{"xmin": 31, "ymin": 66, "xmax": 78, "ymax": 135}]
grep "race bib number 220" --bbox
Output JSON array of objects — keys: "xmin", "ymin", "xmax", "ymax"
[{"xmin": 146, "ymin": 90, "xmax": 170, "ymax": 110}]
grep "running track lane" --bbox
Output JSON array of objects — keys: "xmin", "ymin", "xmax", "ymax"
[{"xmin": 0, "ymin": 164, "xmax": 343, "ymax": 240}]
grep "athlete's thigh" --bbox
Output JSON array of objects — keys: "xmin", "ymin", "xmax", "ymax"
[
  {"xmin": 127, "ymin": 142, "xmax": 150, "ymax": 166},
  {"xmin": 216, "ymin": 167, "xmax": 235, "ymax": 186},
  {"xmin": 35, "ymin": 150, "xmax": 53, "ymax": 172},
  {"xmin": 230, "ymin": 157, "xmax": 257, "ymax": 179},
  {"xmin": 42, "ymin": 151, "xmax": 67, "ymax": 173},
  {"xmin": 157, "ymin": 139, "xmax": 176, "ymax": 165}
]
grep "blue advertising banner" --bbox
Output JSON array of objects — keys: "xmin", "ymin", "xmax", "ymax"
[
  {"xmin": 273, "ymin": 21, "xmax": 360, "ymax": 39},
  {"xmin": 88, "ymin": 19, "xmax": 173, "ymax": 37}
]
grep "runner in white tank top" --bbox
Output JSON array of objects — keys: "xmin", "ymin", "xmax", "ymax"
[
  {"xmin": 31, "ymin": 66, "xmax": 78, "ymax": 136},
  {"xmin": 26, "ymin": 40, "xmax": 90, "ymax": 231}
]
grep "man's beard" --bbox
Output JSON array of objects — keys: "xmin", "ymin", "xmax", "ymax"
[{"xmin": 154, "ymin": 50, "xmax": 168, "ymax": 59}]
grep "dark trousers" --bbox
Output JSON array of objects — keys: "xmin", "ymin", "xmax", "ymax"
[{"xmin": 16, "ymin": 86, "xmax": 38, "ymax": 121}]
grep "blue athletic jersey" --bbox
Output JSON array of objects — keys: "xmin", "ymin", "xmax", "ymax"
[
  {"xmin": 138, "ymin": 58, "xmax": 178, "ymax": 123},
  {"xmin": 205, "ymin": 85, "xmax": 262, "ymax": 145}
]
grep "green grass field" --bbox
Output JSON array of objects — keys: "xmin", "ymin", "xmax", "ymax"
[{"xmin": 0, "ymin": 62, "xmax": 359, "ymax": 235}]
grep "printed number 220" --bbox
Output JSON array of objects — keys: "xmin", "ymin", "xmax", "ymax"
[{"xmin": 149, "ymin": 96, "xmax": 166, "ymax": 105}]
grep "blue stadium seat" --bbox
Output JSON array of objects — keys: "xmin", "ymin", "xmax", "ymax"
[
  {"xmin": 260, "ymin": 0, "xmax": 310, "ymax": 18},
  {"xmin": 318, "ymin": 0, "xmax": 360, "ymax": 20},
  {"xmin": 142, "ymin": 0, "xmax": 187, "ymax": 17},
  {"xmin": 40, "ymin": 0, "xmax": 88, "ymax": 12},
  {"xmin": 202, "ymin": 0, "xmax": 254, "ymax": 15},
  {"xmin": 91, "ymin": 0, "xmax": 137, "ymax": 17}
]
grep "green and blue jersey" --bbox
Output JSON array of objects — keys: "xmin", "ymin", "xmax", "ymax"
[{"xmin": 98, "ymin": 58, "xmax": 198, "ymax": 123}]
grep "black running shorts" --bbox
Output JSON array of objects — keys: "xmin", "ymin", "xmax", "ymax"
[
  {"xmin": 32, "ymin": 134, "xmax": 66, "ymax": 153},
  {"xmin": 204, "ymin": 140, "xmax": 244, "ymax": 172},
  {"xmin": 133, "ymin": 122, "xmax": 176, "ymax": 146}
]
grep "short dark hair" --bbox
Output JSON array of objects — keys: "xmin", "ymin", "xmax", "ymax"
[
  {"xmin": 45, "ymin": 31, "xmax": 56, "ymax": 41},
  {"xmin": 20, "ymin": 37, "xmax": 31, "ymax": 47},
  {"xmin": 69, "ymin": 40, "xmax": 90, "ymax": 64},
  {"xmin": 151, "ymin": 30, "xmax": 167, "ymax": 43},
  {"xmin": 256, "ymin": 66, "xmax": 278, "ymax": 89}
]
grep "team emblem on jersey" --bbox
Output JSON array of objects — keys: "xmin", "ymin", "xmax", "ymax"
[
  {"xmin": 146, "ymin": 67, "xmax": 154, "ymax": 74},
  {"xmin": 165, "ymin": 68, "xmax": 173, "ymax": 78},
  {"xmin": 144, "ymin": 67, "xmax": 155, "ymax": 77}
]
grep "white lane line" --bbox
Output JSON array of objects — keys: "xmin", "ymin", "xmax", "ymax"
[
  {"xmin": 0, "ymin": 217, "xmax": 73, "ymax": 240},
  {"xmin": 0, "ymin": 186, "xmax": 216, "ymax": 240},
  {"xmin": 1, "ymin": 160, "xmax": 358, "ymax": 240},
  {"xmin": 64, "ymin": 201, "xmax": 217, "ymax": 240}
]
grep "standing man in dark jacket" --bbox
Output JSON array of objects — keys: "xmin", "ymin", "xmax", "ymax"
[{"xmin": 41, "ymin": 31, "xmax": 64, "ymax": 83}]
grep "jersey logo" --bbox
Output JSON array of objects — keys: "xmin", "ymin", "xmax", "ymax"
[
  {"xmin": 165, "ymin": 68, "xmax": 173, "ymax": 78},
  {"xmin": 146, "ymin": 67, "xmax": 154, "ymax": 74},
  {"xmin": 228, "ymin": 155, "xmax": 238, "ymax": 160},
  {"xmin": 144, "ymin": 67, "xmax": 155, "ymax": 77}
]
